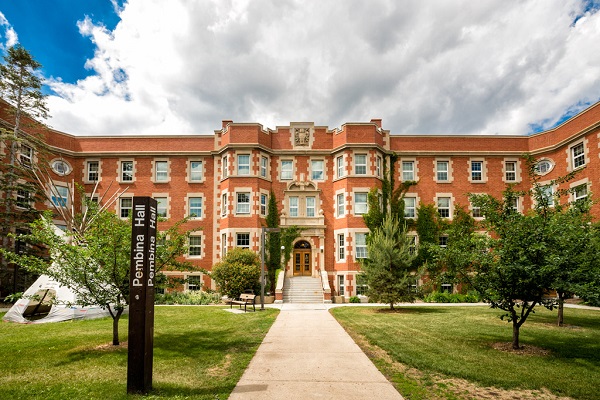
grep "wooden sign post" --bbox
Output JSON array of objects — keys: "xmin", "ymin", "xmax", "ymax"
[{"xmin": 127, "ymin": 197, "xmax": 157, "ymax": 394}]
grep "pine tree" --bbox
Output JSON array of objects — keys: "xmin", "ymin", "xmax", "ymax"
[
  {"xmin": 265, "ymin": 191, "xmax": 281, "ymax": 292},
  {"xmin": 0, "ymin": 45, "xmax": 49, "ymax": 296}
]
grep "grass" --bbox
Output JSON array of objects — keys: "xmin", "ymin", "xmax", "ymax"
[
  {"xmin": 331, "ymin": 305, "xmax": 600, "ymax": 400},
  {"xmin": 0, "ymin": 306, "xmax": 278, "ymax": 400}
]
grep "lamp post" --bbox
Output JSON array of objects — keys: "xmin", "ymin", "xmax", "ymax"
[{"xmin": 260, "ymin": 227, "xmax": 281, "ymax": 311}]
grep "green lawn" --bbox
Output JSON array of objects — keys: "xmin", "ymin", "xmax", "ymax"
[
  {"xmin": 0, "ymin": 306, "xmax": 278, "ymax": 400},
  {"xmin": 331, "ymin": 305, "xmax": 600, "ymax": 400}
]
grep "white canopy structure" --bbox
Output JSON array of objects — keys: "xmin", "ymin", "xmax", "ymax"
[{"xmin": 2, "ymin": 274, "xmax": 111, "ymax": 324}]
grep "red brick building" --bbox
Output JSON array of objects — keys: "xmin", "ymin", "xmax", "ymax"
[{"xmin": 3, "ymin": 100, "xmax": 600, "ymax": 301}]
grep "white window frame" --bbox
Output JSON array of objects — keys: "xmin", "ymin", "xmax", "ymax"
[
  {"xmin": 306, "ymin": 196, "xmax": 316, "ymax": 217},
  {"xmin": 236, "ymin": 233, "xmax": 250, "ymax": 249},
  {"xmin": 289, "ymin": 196, "xmax": 299, "ymax": 217},
  {"xmin": 260, "ymin": 193, "xmax": 268, "ymax": 216},
  {"xmin": 190, "ymin": 161, "xmax": 203, "ymax": 182},
  {"xmin": 376, "ymin": 156, "xmax": 382, "ymax": 178},
  {"xmin": 355, "ymin": 233, "xmax": 368, "ymax": 259},
  {"xmin": 237, "ymin": 154, "xmax": 250, "ymax": 175},
  {"xmin": 119, "ymin": 197, "xmax": 133, "ymax": 218},
  {"xmin": 436, "ymin": 161, "xmax": 449, "ymax": 182},
  {"xmin": 311, "ymin": 160, "xmax": 324, "ymax": 181},
  {"xmin": 471, "ymin": 161, "xmax": 483, "ymax": 182},
  {"xmin": 281, "ymin": 160, "xmax": 293, "ymax": 180},
  {"xmin": 404, "ymin": 197, "xmax": 416, "ymax": 218},
  {"xmin": 338, "ymin": 275, "xmax": 345, "ymax": 296},
  {"xmin": 189, "ymin": 197, "xmax": 203, "ymax": 218},
  {"xmin": 222, "ymin": 156, "xmax": 229, "ymax": 179},
  {"xmin": 236, "ymin": 192, "xmax": 251, "ymax": 214},
  {"xmin": 354, "ymin": 192, "xmax": 368, "ymax": 215},
  {"xmin": 51, "ymin": 185, "xmax": 69, "ymax": 208},
  {"xmin": 571, "ymin": 142, "xmax": 585, "ymax": 169},
  {"xmin": 540, "ymin": 185, "xmax": 555, "ymax": 207},
  {"xmin": 402, "ymin": 161, "xmax": 415, "ymax": 181},
  {"xmin": 260, "ymin": 156, "xmax": 268, "ymax": 178},
  {"xmin": 121, "ymin": 160, "xmax": 134, "ymax": 182},
  {"xmin": 154, "ymin": 160, "xmax": 169, "ymax": 182},
  {"xmin": 186, "ymin": 275, "xmax": 201, "ymax": 291},
  {"xmin": 155, "ymin": 197, "xmax": 168, "ymax": 218},
  {"xmin": 221, "ymin": 193, "xmax": 228, "ymax": 216},
  {"xmin": 20, "ymin": 145, "xmax": 33, "ymax": 167},
  {"xmin": 16, "ymin": 189, "xmax": 31, "ymax": 208},
  {"xmin": 188, "ymin": 236, "xmax": 202, "ymax": 257},
  {"xmin": 336, "ymin": 193, "xmax": 345, "ymax": 217},
  {"xmin": 337, "ymin": 234, "xmax": 345, "ymax": 261},
  {"xmin": 573, "ymin": 183, "xmax": 588, "ymax": 202},
  {"xmin": 86, "ymin": 160, "xmax": 99, "ymax": 182},
  {"xmin": 336, "ymin": 156, "xmax": 345, "ymax": 178},
  {"xmin": 354, "ymin": 154, "xmax": 367, "ymax": 175},
  {"xmin": 505, "ymin": 161, "xmax": 517, "ymax": 182},
  {"xmin": 437, "ymin": 197, "xmax": 451, "ymax": 218}
]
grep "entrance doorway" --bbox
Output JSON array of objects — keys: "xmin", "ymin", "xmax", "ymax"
[{"xmin": 293, "ymin": 240, "xmax": 312, "ymax": 276}]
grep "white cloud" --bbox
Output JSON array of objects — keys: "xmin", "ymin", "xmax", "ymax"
[
  {"xmin": 0, "ymin": 12, "xmax": 18, "ymax": 49},
  {"xmin": 45, "ymin": 0, "xmax": 600, "ymax": 135}
]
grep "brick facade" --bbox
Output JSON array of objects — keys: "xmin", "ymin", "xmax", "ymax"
[{"xmin": 3, "ymin": 100, "xmax": 600, "ymax": 296}]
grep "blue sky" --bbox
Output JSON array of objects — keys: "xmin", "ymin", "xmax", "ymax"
[
  {"xmin": 1, "ymin": 0, "xmax": 600, "ymax": 136},
  {"xmin": 1, "ymin": 1, "xmax": 123, "ymax": 85}
]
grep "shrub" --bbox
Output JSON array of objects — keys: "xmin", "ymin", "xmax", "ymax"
[
  {"xmin": 349, "ymin": 296, "xmax": 361, "ymax": 303},
  {"xmin": 210, "ymin": 248, "xmax": 261, "ymax": 298},
  {"xmin": 423, "ymin": 291, "xmax": 480, "ymax": 303},
  {"xmin": 155, "ymin": 291, "xmax": 221, "ymax": 305}
]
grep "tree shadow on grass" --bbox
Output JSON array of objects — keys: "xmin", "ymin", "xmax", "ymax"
[
  {"xmin": 374, "ymin": 307, "xmax": 450, "ymax": 315},
  {"xmin": 140, "ymin": 382, "xmax": 236, "ymax": 399}
]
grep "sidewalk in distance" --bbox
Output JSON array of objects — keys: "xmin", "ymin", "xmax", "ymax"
[{"xmin": 228, "ymin": 303, "xmax": 403, "ymax": 400}]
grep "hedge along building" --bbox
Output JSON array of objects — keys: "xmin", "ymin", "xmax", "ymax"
[{"xmin": 2, "ymin": 99, "xmax": 600, "ymax": 302}]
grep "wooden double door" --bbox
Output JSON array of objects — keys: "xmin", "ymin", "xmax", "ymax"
[{"xmin": 293, "ymin": 249, "xmax": 311, "ymax": 276}]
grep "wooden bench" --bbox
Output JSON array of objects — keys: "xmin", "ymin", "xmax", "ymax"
[{"xmin": 228, "ymin": 293, "xmax": 256, "ymax": 312}]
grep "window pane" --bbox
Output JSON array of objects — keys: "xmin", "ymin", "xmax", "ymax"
[
  {"xmin": 355, "ymin": 154, "xmax": 367, "ymax": 175},
  {"xmin": 189, "ymin": 236, "xmax": 202, "ymax": 256},
  {"xmin": 306, "ymin": 196, "xmax": 315, "ymax": 217},
  {"xmin": 155, "ymin": 161, "xmax": 168, "ymax": 181},
  {"xmin": 238, "ymin": 155, "xmax": 250, "ymax": 175},
  {"xmin": 355, "ymin": 193, "xmax": 368, "ymax": 214},
  {"xmin": 572, "ymin": 143, "xmax": 585, "ymax": 168},
  {"xmin": 237, "ymin": 192, "xmax": 250, "ymax": 214},
  {"xmin": 337, "ymin": 193, "xmax": 344, "ymax": 216},
  {"xmin": 120, "ymin": 198, "xmax": 132, "ymax": 218},
  {"xmin": 189, "ymin": 197, "xmax": 202, "ymax": 217},
  {"xmin": 281, "ymin": 160, "xmax": 293, "ymax": 180},
  {"xmin": 155, "ymin": 197, "xmax": 167, "ymax": 217},
  {"xmin": 311, "ymin": 160, "xmax": 324, "ymax": 180},
  {"xmin": 404, "ymin": 197, "xmax": 416, "ymax": 218},
  {"xmin": 87, "ymin": 161, "xmax": 99, "ymax": 181},
  {"xmin": 402, "ymin": 161, "xmax": 414, "ymax": 181},
  {"xmin": 190, "ymin": 161, "xmax": 203, "ymax": 181},
  {"xmin": 122, "ymin": 161, "xmax": 133, "ymax": 181},
  {"xmin": 52, "ymin": 186, "xmax": 69, "ymax": 208},
  {"xmin": 437, "ymin": 161, "xmax": 448, "ymax": 181},
  {"xmin": 289, "ymin": 196, "xmax": 298, "ymax": 217}
]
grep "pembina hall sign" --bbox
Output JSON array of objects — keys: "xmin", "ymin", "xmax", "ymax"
[{"xmin": 127, "ymin": 197, "xmax": 157, "ymax": 394}]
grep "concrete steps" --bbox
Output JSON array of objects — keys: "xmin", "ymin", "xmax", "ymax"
[{"xmin": 283, "ymin": 276, "xmax": 324, "ymax": 303}]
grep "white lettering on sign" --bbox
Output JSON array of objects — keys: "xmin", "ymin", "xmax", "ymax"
[
  {"xmin": 132, "ymin": 234, "xmax": 145, "ymax": 287},
  {"xmin": 149, "ymin": 205, "xmax": 156, "ymax": 229},
  {"xmin": 148, "ymin": 235, "xmax": 155, "ymax": 286},
  {"xmin": 134, "ymin": 204, "xmax": 145, "ymax": 227}
]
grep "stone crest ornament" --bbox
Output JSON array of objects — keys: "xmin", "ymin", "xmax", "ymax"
[{"xmin": 294, "ymin": 128, "xmax": 310, "ymax": 146}]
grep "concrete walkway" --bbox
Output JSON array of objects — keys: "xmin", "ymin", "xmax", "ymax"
[{"xmin": 228, "ymin": 303, "xmax": 403, "ymax": 400}]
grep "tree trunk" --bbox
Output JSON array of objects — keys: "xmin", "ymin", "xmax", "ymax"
[
  {"xmin": 512, "ymin": 318, "xmax": 520, "ymax": 350},
  {"xmin": 557, "ymin": 291, "xmax": 565, "ymax": 327},
  {"xmin": 112, "ymin": 308, "xmax": 124, "ymax": 345},
  {"xmin": 390, "ymin": 302, "xmax": 394, "ymax": 310}
]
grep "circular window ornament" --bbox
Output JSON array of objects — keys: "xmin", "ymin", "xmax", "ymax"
[
  {"xmin": 535, "ymin": 159, "xmax": 554, "ymax": 176},
  {"xmin": 51, "ymin": 159, "xmax": 72, "ymax": 176}
]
